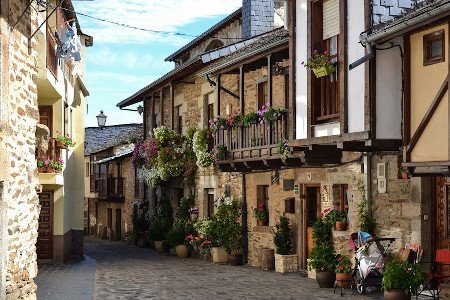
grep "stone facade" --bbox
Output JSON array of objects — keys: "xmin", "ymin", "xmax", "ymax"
[
  {"xmin": 242, "ymin": 0, "xmax": 275, "ymax": 38},
  {"xmin": 274, "ymin": 254, "xmax": 299, "ymax": 273},
  {"xmin": 0, "ymin": 1, "xmax": 40, "ymax": 299}
]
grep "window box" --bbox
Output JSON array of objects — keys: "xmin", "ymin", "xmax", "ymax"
[{"xmin": 312, "ymin": 64, "xmax": 336, "ymax": 78}]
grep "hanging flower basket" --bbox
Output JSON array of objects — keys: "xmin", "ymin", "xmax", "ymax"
[{"xmin": 312, "ymin": 64, "xmax": 336, "ymax": 78}]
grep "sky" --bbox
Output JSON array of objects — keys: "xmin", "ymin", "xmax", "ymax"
[{"xmin": 72, "ymin": 0, "xmax": 242, "ymax": 127}]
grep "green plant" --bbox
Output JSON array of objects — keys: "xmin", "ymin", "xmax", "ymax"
[
  {"xmin": 253, "ymin": 203, "xmax": 269, "ymax": 222},
  {"xmin": 165, "ymin": 218, "xmax": 195, "ymax": 247},
  {"xmin": 209, "ymin": 116, "xmax": 228, "ymax": 132},
  {"xmin": 325, "ymin": 210, "xmax": 348, "ymax": 224},
  {"xmin": 273, "ymin": 214, "xmax": 294, "ymax": 255},
  {"xmin": 176, "ymin": 196, "xmax": 195, "ymax": 220},
  {"xmin": 301, "ymin": 50, "xmax": 335, "ymax": 70},
  {"xmin": 312, "ymin": 217, "xmax": 333, "ymax": 244},
  {"xmin": 215, "ymin": 145, "xmax": 227, "ymax": 161},
  {"xmin": 261, "ymin": 106, "xmax": 285, "ymax": 123},
  {"xmin": 309, "ymin": 243, "xmax": 337, "ymax": 272},
  {"xmin": 55, "ymin": 133, "xmax": 76, "ymax": 147},
  {"xmin": 242, "ymin": 111, "xmax": 260, "ymax": 126},
  {"xmin": 335, "ymin": 255, "xmax": 352, "ymax": 274},
  {"xmin": 276, "ymin": 140, "xmax": 289, "ymax": 163},
  {"xmin": 356, "ymin": 180, "xmax": 376, "ymax": 234},
  {"xmin": 382, "ymin": 260, "xmax": 426, "ymax": 293},
  {"xmin": 146, "ymin": 198, "xmax": 173, "ymax": 241},
  {"xmin": 124, "ymin": 231, "xmax": 133, "ymax": 245}
]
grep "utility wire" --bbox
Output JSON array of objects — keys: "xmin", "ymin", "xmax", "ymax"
[{"xmin": 43, "ymin": 1, "xmax": 246, "ymax": 41}]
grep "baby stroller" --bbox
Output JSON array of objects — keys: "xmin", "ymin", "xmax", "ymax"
[{"xmin": 350, "ymin": 231, "xmax": 395, "ymax": 294}]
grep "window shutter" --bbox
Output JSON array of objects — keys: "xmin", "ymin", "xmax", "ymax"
[
  {"xmin": 323, "ymin": 0, "xmax": 340, "ymax": 40},
  {"xmin": 256, "ymin": 185, "xmax": 265, "ymax": 207}
]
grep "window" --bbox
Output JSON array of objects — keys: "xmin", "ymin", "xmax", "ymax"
[
  {"xmin": 134, "ymin": 167, "xmax": 139, "ymax": 197},
  {"xmin": 64, "ymin": 103, "xmax": 69, "ymax": 136},
  {"xmin": 204, "ymin": 92, "xmax": 214, "ymax": 127},
  {"xmin": 256, "ymin": 185, "xmax": 269, "ymax": 224},
  {"xmin": 206, "ymin": 189, "xmax": 215, "ymax": 217},
  {"xmin": 424, "ymin": 30, "xmax": 445, "ymax": 66},
  {"xmin": 339, "ymin": 184, "xmax": 348, "ymax": 216},
  {"xmin": 257, "ymin": 80, "xmax": 268, "ymax": 109},
  {"xmin": 174, "ymin": 105, "xmax": 182, "ymax": 134},
  {"xmin": 310, "ymin": 0, "xmax": 342, "ymax": 124},
  {"xmin": 117, "ymin": 161, "xmax": 122, "ymax": 177},
  {"xmin": 85, "ymin": 162, "xmax": 90, "ymax": 177}
]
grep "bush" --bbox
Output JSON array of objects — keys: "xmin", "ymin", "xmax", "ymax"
[
  {"xmin": 273, "ymin": 214, "xmax": 294, "ymax": 255},
  {"xmin": 382, "ymin": 260, "xmax": 426, "ymax": 293},
  {"xmin": 309, "ymin": 216, "xmax": 336, "ymax": 272},
  {"xmin": 165, "ymin": 218, "xmax": 195, "ymax": 248},
  {"xmin": 145, "ymin": 198, "xmax": 173, "ymax": 241}
]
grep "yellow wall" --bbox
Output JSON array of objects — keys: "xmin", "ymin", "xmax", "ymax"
[{"xmin": 410, "ymin": 23, "xmax": 449, "ymax": 162}]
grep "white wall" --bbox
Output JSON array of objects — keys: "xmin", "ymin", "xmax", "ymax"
[
  {"xmin": 295, "ymin": 0, "xmax": 308, "ymax": 139},
  {"xmin": 375, "ymin": 38, "xmax": 403, "ymax": 139},
  {"xmin": 347, "ymin": 0, "xmax": 366, "ymax": 133}
]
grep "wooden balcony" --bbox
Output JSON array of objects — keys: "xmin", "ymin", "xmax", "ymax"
[{"xmin": 98, "ymin": 176, "xmax": 125, "ymax": 203}]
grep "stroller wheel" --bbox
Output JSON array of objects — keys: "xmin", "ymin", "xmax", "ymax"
[{"xmin": 356, "ymin": 278, "xmax": 365, "ymax": 294}]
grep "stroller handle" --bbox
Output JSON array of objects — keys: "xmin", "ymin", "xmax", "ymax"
[{"xmin": 374, "ymin": 237, "xmax": 395, "ymax": 243}]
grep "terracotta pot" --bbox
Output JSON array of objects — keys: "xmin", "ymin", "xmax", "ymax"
[
  {"xmin": 257, "ymin": 219, "xmax": 267, "ymax": 226},
  {"xmin": 154, "ymin": 241, "xmax": 165, "ymax": 253},
  {"xmin": 316, "ymin": 271, "xmax": 336, "ymax": 288},
  {"xmin": 335, "ymin": 221, "xmax": 347, "ymax": 231},
  {"xmin": 335, "ymin": 273, "xmax": 353, "ymax": 288},
  {"xmin": 55, "ymin": 140, "xmax": 67, "ymax": 149},
  {"xmin": 229, "ymin": 254, "xmax": 242, "ymax": 266},
  {"xmin": 38, "ymin": 166, "xmax": 47, "ymax": 173},
  {"xmin": 211, "ymin": 247, "xmax": 228, "ymax": 263},
  {"xmin": 384, "ymin": 290, "xmax": 411, "ymax": 300},
  {"xmin": 175, "ymin": 245, "xmax": 189, "ymax": 258}
]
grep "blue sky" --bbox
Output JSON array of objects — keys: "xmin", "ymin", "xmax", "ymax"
[{"xmin": 72, "ymin": 0, "xmax": 241, "ymax": 127}]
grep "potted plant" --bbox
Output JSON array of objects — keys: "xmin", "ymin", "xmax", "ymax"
[
  {"xmin": 146, "ymin": 198, "xmax": 173, "ymax": 252},
  {"xmin": 382, "ymin": 260, "xmax": 426, "ymax": 300},
  {"xmin": 325, "ymin": 210, "xmax": 348, "ymax": 231},
  {"xmin": 273, "ymin": 214, "xmax": 298, "ymax": 273},
  {"xmin": 209, "ymin": 116, "xmax": 228, "ymax": 133},
  {"xmin": 335, "ymin": 255, "xmax": 353, "ymax": 288},
  {"xmin": 188, "ymin": 207, "xmax": 199, "ymax": 222},
  {"xmin": 309, "ymin": 217, "xmax": 337, "ymax": 288},
  {"xmin": 399, "ymin": 166, "xmax": 409, "ymax": 180},
  {"xmin": 55, "ymin": 133, "xmax": 76, "ymax": 148},
  {"xmin": 253, "ymin": 203, "xmax": 269, "ymax": 226},
  {"xmin": 215, "ymin": 145, "xmax": 228, "ymax": 161},
  {"xmin": 165, "ymin": 218, "xmax": 193, "ymax": 258},
  {"xmin": 302, "ymin": 50, "xmax": 336, "ymax": 78},
  {"xmin": 221, "ymin": 200, "xmax": 243, "ymax": 266},
  {"xmin": 243, "ymin": 111, "xmax": 260, "ymax": 126}
]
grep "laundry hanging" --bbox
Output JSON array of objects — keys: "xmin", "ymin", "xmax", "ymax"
[{"xmin": 55, "ymin": 22, "xmax": 82, "ymax": 62}]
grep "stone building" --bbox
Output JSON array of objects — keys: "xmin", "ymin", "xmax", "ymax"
[
  {"xmin": 0, "ymin": 0, "xmax": 91, "ymax": 298},
  {"xmin": 84, "ymin": 124, "xmax": 143, "ymax": 241}
]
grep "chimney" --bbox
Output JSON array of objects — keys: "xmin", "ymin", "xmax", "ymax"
[{"xmin": 242, "ymin": 0, "xmax": 275, "ymax": 39}]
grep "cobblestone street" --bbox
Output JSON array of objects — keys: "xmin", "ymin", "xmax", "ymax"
[{"xmin": 35, "ymin": 237, "xmax": 387, "ymax": 300}]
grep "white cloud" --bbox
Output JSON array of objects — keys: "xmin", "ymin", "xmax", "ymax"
[
  {"xmin": 73, "ymin": 0, "xmax": 242, "ymax": 45},
  {"xmin": 87, "ymin": 71, "xmax": 157, "ymax": 86}
]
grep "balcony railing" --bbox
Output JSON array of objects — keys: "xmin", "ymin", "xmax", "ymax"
[
  {"xmin": 98, "ymin": 176, "xmax": 125, "ymax": 202},
  {"xmin": 46, "ymin": 28, "xmax": 58, "ymax": 77},
  {"xmin": 214, "ymin": 110, "xmax": 288, "ymax": 161}
]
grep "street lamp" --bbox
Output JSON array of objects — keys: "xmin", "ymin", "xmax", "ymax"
[{"xmin": 96, "ymin": 110, "xmax": 107, "ymax": 128}]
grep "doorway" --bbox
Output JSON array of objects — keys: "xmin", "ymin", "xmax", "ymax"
[
  {"xmin": 37, "ymin": 190, "xmax": 54, "ymax": 260},
  {"xmin": 107, "ymin": 208, "xmax": 112, "ymax": 240},
  {"xmin": 434, "ymin": 177, "xmax": 450, "ymax": 250},
  {"xmin": 115, "ymin": 209, "xmax": 122, "ymax": 241},
  {"xmin": 305, "ymin": 185, "xmax": 321, "ymax": 258}
]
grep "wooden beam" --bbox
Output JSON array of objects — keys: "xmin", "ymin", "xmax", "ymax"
[
  {"xmin": 403, "ymin": 34, "xmax": 411, "ymax": 162},
  {"xmin": 267, "ymin": 54, "xmax": 273, "ymax": 107},
  {"xmin": 149, "ymin": 95, "xmax": 154, "ymax": 134},
  {"xmin": 216, "ymin": 74, "xmax": 221, "ymax": 116},
  {"xmin": 407, "ymin": 75, "xmax": 449, "ymax": 155}
]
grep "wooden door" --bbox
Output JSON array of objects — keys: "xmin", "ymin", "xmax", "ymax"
[
  {"xmin": 38, "ymin": 106, "xmax": 53, "ymax": 131},
  {"xmin": 305, "ymin": 185, "xmax": 321, "ymax": 258},
  {"xmin": 115, "ymin": 209, "xmax": 122, "ymax": 241},
  {"xmin": 435, "ymin": 177, "xmax": 450, "ymax": 249},
  {"xmin": 37, "ymin": 190, "xmax": 54, "ymax": 259}
]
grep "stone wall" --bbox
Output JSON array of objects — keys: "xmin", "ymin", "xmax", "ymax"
[
  {"xmin": 372, "ymin": 0, "xmax": 423, "ymax": 24},
  {"xmin": 242, "ymin": 0, "xmax": 275, "ymax": 39},
  {"xmin": 0, "ymin": 0, "xmax": 40, "ymax": 299}
]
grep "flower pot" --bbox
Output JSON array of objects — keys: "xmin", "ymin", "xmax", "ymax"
[
  {"xmin": 312, "ymin": 65, "xmax": 336, "ymax": 78},
  {"xmin": 38, "ymin": 166, "xmax": 47, "ymax": 173},
  {"xmin": 384, "ymin": 290, "xmax": 411, "ymax": 300},
  {"xmin": 257, "ymin": 219, "xmax": 267, "ymax": 226},
  {"xmin": 229, "ymin": 254, "xmax": 242, "ymax": 266},
  {"xmin": 335, "ymin": 273, "xmax": 353, "ymax": 288},
  {"xmin": 335, "ymin": 221, "xmax": 347, "ymax": 231},
  {"xmin": 154, "ymin": 240, "xmax": 165, "ymax": 253},
  {"xmin": 55, "ymin": 141, "xmax": 67, "ymax": 149},
  {"xmin": 175, "ymin": 245, "xmax": 189, "ymax": 258},
  {"xmin": 211, "ymin": 247, "xmax": 228, "ymax": 263},
  {"xmin": 316, "ymin": 271, "xmax": 336, "ymax": 288},
  {"xmin": 190, "ymin": 213, "xmax": 198, "ymax": 222}
]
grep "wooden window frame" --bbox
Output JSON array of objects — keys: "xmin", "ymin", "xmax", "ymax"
[
  {"xmin": 423, "ymin": 30, "xmax": 445, "ymax": 66},
  {"xmin": 308, "ymin": 0, "xmax": 347, "ymax": 133},
  {"xmin": 339, "ymin": 184, "xmax": 348, "ymax": 213},
  {"xmin": 174, "ymin": 105, "xmax": 182, "ymax": 134},
  {"xmin": 256, "ymin": 78, "xmax": 268, "ymax": 109}
]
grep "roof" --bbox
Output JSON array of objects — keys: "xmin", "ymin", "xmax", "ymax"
[
  {"xmin": 85, "ymin": 123, "xmax": 143, "ymax": 156},
  {"xmin": 92, "ymin": 149, "xmax": 133, "ymax": 165},
  {"xmin": 116, "ymin": 57, "xmax": 202, "ymax": 108},
  {"xmin": 198, "ymin": 28, "xmax": 289, "ymax": 76},
  {"xmin": 164, "ymin": 8, "xmax": 242, "ymax": 62},
  {"xmin": 367, "ymin": 0, "xmax": 450, "ymax": 42}
]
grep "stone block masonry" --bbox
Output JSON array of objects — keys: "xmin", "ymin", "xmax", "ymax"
[{"xmin": 1, "ymin": 1, "xmax": 41, "ymax": 299}]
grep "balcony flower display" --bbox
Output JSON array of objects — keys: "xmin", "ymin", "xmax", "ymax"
[
  {"xmin": 242, "ymin": 111, "xmax": 260, "ymax": 126},
  {"xmin": 133, "ymin": 126, "xmax": 195, "ymax": 188},
  {"xmin": 226, "ymin": 109, "xmax": 242, "ymax": 127},
  {"xmin": 209, "ymin": 116, "xmax": 228, "ymax": 133},
  {"xmin": 302, "ymin": 50, "xmax": 336, "ymax": 78},
  {"xmin": 276, "ymin": 140, "xmax": 289, "ymax": 163},
  {"xmin": 37, "ymin": 157, "xmax": 64, "ymax": 173},
  {"xmin": 55, "ymin": 133, "xmax": 76, "ymax": 148},
  {"xmin": 215, "ymin": 145, "xmax": 227, "ymax": 161},
  {"xmin": 259, "ymin": 105, "xmax": 285, "ymax": 123}
]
